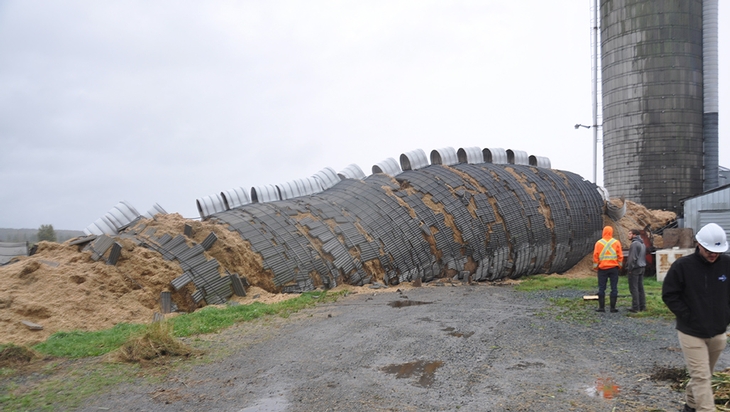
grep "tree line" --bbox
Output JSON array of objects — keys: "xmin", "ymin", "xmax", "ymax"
[{"xmin": 0, "ymin": 226, "xmax": 85, "ymax": 243}]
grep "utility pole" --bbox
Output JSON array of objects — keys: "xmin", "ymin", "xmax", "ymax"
[{"xmin": 592, "ymin": 0, "xmax": 599, "ymax": 184}]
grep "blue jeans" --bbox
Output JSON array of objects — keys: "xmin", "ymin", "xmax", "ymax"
[{"xmin": 597, "ymin": 267, "xmax": 619, "ymax": 298}]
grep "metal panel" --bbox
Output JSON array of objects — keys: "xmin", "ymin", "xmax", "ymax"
[
  {"xmin": 337, "ymin": 163, "xmax": 366, "ymax": 180},
  {"xmin": 312, "ymin": 167, "xmax": 341, "ymax": 190},
  {"xmin": 276, "ymin": 181, "xmax": 301, "ymax": 200},
  {"xmin": 300, "ymin": 177, "xmax": 323, "ymax": 196},
  {"xmin": 196, "ymin": 193, "xmax": 227, "ymax": 219},
  {"xmin": 143, "ymin": 203, "xmax": 167, "ymax": 219},
  {"xmin": 683, "ymin": 185, "xmax": 730, "ymax": 232},
  {"xmin": 251, "ymin": 184, "xmax": 281, "ymax": 203},
  {"xmin": 372, "ymin": 157, "xmax": 402, "ymax": 176},
  {"xmin": 84, "ymin": 216, "xmax": 117, "ymax": 236},
  {"xmin": 84, "ymin": 201, "xmax": 140, "ymax": 236},
  {"xmin": 160, "ymin": 291, "xmax": 172, "ymax": 314},
  {"xmin": 698, "ymin": 211, "xmax": 730, "ymax": 246},
  {"xmin": 171, "ymin": 272, "xmax": 192, "ymax": 290},
  {"xmin": 400, "ymin": 149, "xmax": 428, "ymax": 171},
  {"xmin": 430, "ymin": 147, "xmax": 458, "ymax": 166},
  {"xmin": 201, "ymin": 232, "xmax": 218, "ymax": 250},
  {"xmin": 457, "ymin": 147, "xmax": 482, "ymax": 164},
  {"xmin": 506, "ymin": 149, "xmax": 529, "ymax": 165},
  {"xmin": 221, "ymin": 187, "xmax": 251, "ymax": 209},
  {"xmin": 87, "ymin": 235, "xmax": 115, "ymax": 261},
  {"xmin": 529, "ymin": 155, "xmax": 551, "ymax": 169},
  {"xmin": 483, "ymin": 148, "xmax": 508, "ymax": 164},
  {"xmin": 703, "ymin": 0, "xmax": 719, "ymax": 190},
  {"xmin": 0, "ymin": 242, "xmax": 28, "ymax": 265},
  {"xmin": 106, "ymin": 242, "xmax": 122, "ymax": 265},
  {"xmin": 106, "ymin": 201, "xmax": 140, "ymax": 229}
]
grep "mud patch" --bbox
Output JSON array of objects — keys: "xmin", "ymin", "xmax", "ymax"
[
  {"xmin": 380, "ymin": 360, "xmax": 444, "ymax": 388},
  {"xmin": 388, "ymin": 300, "xmax": 432, "ymax": 308}
]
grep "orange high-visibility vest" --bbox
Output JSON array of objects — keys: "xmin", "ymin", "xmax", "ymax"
[{"xmin": 593, "ymin": 238, "xmax": 623, "ymax": 270}]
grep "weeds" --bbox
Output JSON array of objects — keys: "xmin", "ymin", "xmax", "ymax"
[
  {"xmin": 0, "ymin": 344, "xmax": 37, "ymax": 368},
  {"xmin": 108, "ymin": 321, "xmax": 196, "ymax": 363},
  {"xmin": 649, "ymin": 365, "xmax": 730, "ymax": 410}
]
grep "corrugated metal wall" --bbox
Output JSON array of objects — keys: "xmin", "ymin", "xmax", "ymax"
[
  {"xmin": 682, "ymin": 185, "xmax": 730, "ymax": 237},
  {"xmin": 600, "ymin": 0, "xmax": 705, "ymax": 212},
  {"xmin": 703, "ymin": 0, "xmax": 720, "ymax": 190}
]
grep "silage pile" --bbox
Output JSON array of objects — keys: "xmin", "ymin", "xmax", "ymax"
[
  {"xmin": 0, "ymin": 199, "xmax": 676, "ymax": 346},
  {"xmin": 605, "ymin": 198, "xmax": 677, "ymax": 249},
  {"xmin": 0, "ymin": 214, "xmax": 274, "ymax": 346}
]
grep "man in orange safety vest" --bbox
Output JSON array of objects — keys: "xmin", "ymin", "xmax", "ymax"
[{"xmin": 593, "ymin": 226, "xmax": 624, "ymax": 313}]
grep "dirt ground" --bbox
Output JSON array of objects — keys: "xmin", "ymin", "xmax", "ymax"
[{"xmin": 70, "ymin": 282, "xmax": 721, "ymax": 412}]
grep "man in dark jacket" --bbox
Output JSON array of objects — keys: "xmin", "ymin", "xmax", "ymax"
[
  {"xmin": 662, "ymin": 223, "xmax": 730, "ymax": 412},
  {"xmin": 627, "ymin": 229, "xmax": 647, "ymax": 313}
]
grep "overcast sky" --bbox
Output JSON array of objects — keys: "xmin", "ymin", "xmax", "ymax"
[{"xmin": 1, "ymin": 1, "xmax": 729, "ymax": 230}]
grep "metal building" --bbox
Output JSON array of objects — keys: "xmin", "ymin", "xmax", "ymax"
[
  {"xmin": 681, "ymin": 184, "xmax": 730, "ymax": 241},
  {"xmin": 600, "ymin": 0, "xmax": 719, "ymax": 212}
]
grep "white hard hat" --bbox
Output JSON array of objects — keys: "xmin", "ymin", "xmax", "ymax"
[{"xmin": 696, "ymin": 223, "xmax": 729, "ymax": 253}]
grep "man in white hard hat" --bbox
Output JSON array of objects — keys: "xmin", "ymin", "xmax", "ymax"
[{"xmin": 662, "ymin": 223, "xmax": 730, "ymax": 412}]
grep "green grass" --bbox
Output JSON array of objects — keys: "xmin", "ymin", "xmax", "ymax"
[
  {"xmin": 31, "ymin": 290, "xmax": 344, "ymax": 358},
  {"xmin": 33, "ymin": 323, "xmax": 146, "ymax": 358},
  {"xmin": 518, "ymin": 274, "xmax": 674, "ymax": 323},
  {"xmin": 0, "ymin": 290, "xmax": 346, "ymax": 412},
  {"xmin": 0, "ymin": 363, "xmax": 137, "ymax": 411}
]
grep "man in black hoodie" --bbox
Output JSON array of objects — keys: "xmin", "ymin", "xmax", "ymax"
[{"xmin": 662, "ymin": 223, "xmax": 730, "ymax": 412}]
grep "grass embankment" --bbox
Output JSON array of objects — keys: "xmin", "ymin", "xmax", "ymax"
[{"xmin": 0, "ymin": 290, "xmax": 344, "ymax": 411}]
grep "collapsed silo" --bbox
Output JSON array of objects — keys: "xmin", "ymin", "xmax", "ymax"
[
  {"xmin": 600, "ymin": 0, "xmax": 719, "ymax": 211},
  {"xmin": 210, "ymin": 163, "xmax": 603, "ymax": 292}
]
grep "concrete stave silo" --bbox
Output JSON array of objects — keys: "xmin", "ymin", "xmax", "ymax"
[{"xmin": 600, "ymin": 0, "xmax": 715, "ymax": 211}]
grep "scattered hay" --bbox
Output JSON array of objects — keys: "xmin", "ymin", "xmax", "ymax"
[
  {"xmin": 0, "ymin": 344, "xmax": 37, "ymax": 367},
  {"xmin": 712, "ymin": 368, "xmax": 730, "ymax": 410},
  {"xmin": 108, "ymin": 321, "xmax": 197, "ymax": 363},
  {"xmin": 648, "ymin": 366, "xmax": 730, "ymax": 409},
  {"xmin": 649, "ymin": 364, "xmax": 688, "ymax": 391}
]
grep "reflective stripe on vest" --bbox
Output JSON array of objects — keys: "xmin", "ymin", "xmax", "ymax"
[{"xmin": 598, "ymin": 238, "xmax": 618, "ymax": 261}]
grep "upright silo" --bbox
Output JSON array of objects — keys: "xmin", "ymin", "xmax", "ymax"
[{"xmin": 600, "ymin": 0, "xmax": 708, "ymax": 211}]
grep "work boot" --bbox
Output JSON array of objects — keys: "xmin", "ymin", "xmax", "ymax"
[
  {"xmin": 683, "ymin": 403, "xmax": 696, "ymax": 412},
  {"xmin": 595, "ymin": 296, "xmax": 605, "ymax": 312},
  {"xmin": 609, "ymin": 296, "xmax": 618, "ymax": 313}
]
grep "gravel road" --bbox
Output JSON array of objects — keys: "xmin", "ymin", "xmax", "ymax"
[{"xmin": 78, "ymin": 283, "xmax": 730, "ymax": 412}]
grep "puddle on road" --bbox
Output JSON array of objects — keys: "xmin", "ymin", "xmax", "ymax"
[
  {"xmin": 380, "ymin": 360, "xmax": 444, "ymax": 387},
  {"xmin": 441, "ymin": 327, "xmax": 474, "ymax": 338},
  {"xmin": 388, "ymin": 300, "xmax": 432, "ymax": 308},
  {"xmin": 585, "ymin": 376, "xmax": 620, "ymax": 399}
]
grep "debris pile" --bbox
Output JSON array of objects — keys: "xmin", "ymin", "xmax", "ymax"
[
  {"xmin": 604, "ymin": 198, "xmax": 677, "ymax": 248},
  {"xmin": 0, "ymin": 214, "xmax": 271, "ymax": 345}
]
